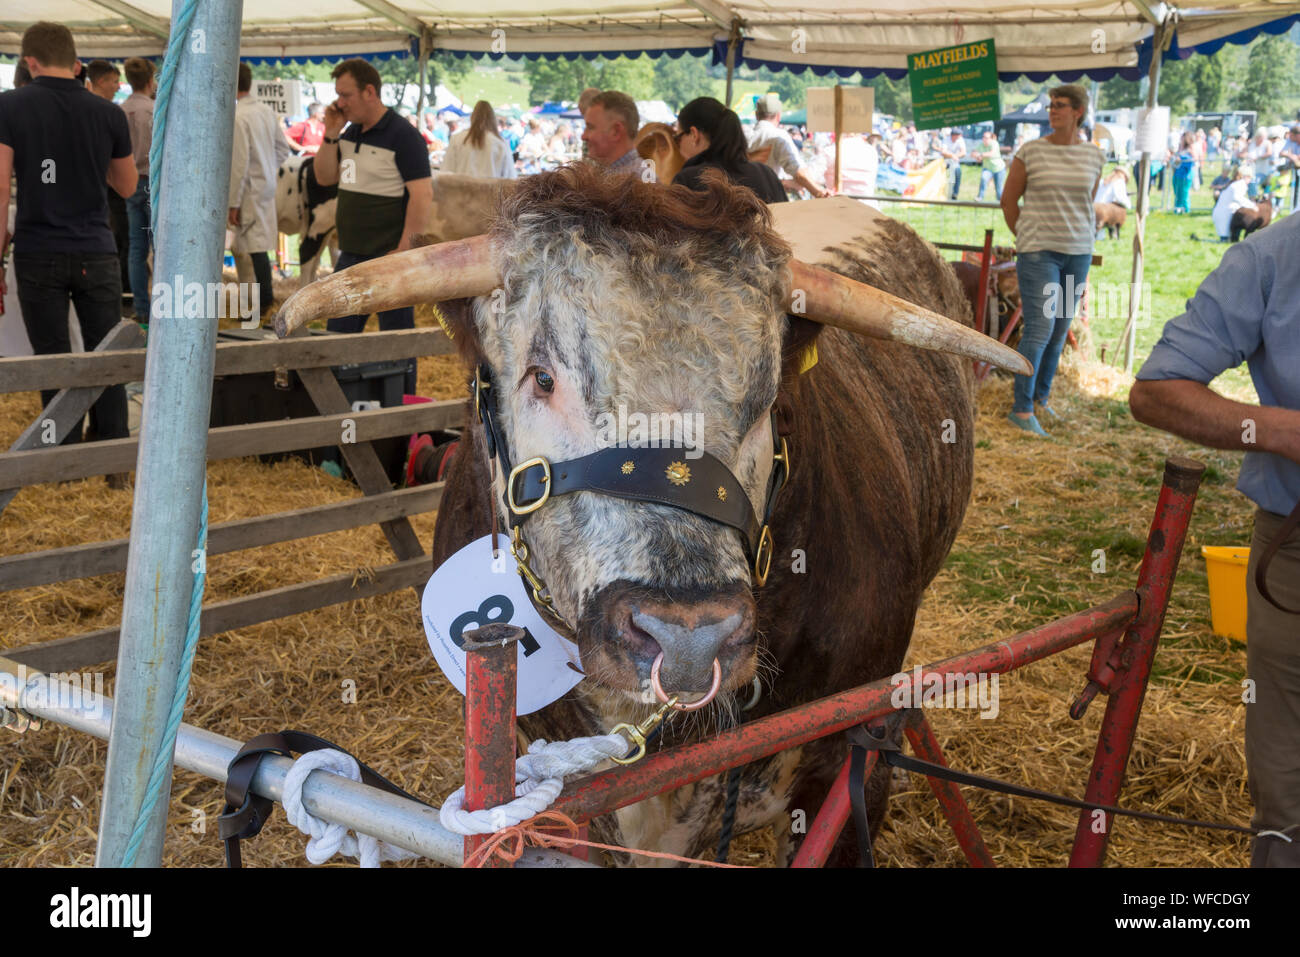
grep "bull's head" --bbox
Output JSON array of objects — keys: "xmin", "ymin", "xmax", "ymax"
[{"xmin": 275, "ymin": 166, "xmax": 1028, "ymax": 707}]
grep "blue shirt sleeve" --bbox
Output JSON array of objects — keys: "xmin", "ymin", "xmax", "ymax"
[{"xmin": 1135, "ymin": 240, "xmax": 1265, "ymax": 384}]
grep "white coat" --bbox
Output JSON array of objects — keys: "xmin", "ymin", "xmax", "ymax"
[
  {"xmin": 441, "ymin": 129, "xmax": 517, "ymax": 179},
  {"xmin": 228, "ymin": 95, "xmax": 282, "ymax": 254},
  {"xmin": 1212, "ymin": 179, "xmax": 1255, "ymax": 239}
]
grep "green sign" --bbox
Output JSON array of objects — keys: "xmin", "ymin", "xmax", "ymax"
[{"xmin": 907, "ymin": 38, "xmax": 1000, "ymax": 131}]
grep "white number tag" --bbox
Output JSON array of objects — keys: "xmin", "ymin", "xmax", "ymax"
[{"xmin": 422, "ymin": 534, "xmax": 582, "ymax": 714}]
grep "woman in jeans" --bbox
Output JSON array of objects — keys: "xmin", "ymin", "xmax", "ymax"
[{"xmin": 1000, "ymin": 85, "xmax": 1105, "ymax": 436}]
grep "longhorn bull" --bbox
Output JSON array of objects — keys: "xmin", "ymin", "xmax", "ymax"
[{"xmin": 275, "ymin": 165, "xmax": 1029, "ymax": 866}]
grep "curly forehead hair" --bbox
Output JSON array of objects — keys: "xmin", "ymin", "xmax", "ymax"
[{"xmin": 495, "ymin": 163, "xmax": 791, "ymax": 282}]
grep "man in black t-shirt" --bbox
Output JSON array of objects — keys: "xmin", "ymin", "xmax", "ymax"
[{"xmin": 0, "ymin": 23, "xmax": 138, "ymax": 449}]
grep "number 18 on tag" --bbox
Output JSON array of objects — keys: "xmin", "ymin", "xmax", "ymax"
[{"xmin": 422, "ymin": 534, "xmax": 583, "ymax": 715}]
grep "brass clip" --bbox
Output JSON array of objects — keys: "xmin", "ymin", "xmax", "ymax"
[{"xmin": 610, "ymin": 695, "xmax": 680, "ymax": 765}]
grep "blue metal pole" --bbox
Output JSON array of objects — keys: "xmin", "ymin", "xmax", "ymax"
[{"xmin": 96, "ymin": 0, "xmax": 243, "ymax": 867}]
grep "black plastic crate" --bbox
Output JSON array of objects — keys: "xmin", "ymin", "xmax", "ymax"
[{"xmin": 211, "ymin": 328, "xmax": 412, "ymax": 486}]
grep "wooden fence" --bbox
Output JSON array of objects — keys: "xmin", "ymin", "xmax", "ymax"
[{"xmin": 0, "ymin": 322, "xmax": 466, "ymax": 673}]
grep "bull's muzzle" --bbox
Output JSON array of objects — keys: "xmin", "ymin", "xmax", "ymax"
[{"xmin": 619, "ymin": 594, "xmax": 755, "ymax": 699}]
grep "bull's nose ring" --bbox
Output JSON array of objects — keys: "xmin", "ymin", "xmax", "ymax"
[{"xmin": 650, "ymin": 653, "xmax": 721, "ymax": 711}]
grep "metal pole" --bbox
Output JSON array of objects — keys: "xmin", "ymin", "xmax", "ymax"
[
  {"xmin": 724, "ymin": 21, "xmax": 739, "ymax": 107},
  {"xmin": 1122, "ymin": 19, "xmax": 1167, "ymax": 373},
  {"xmin": 789, "ymin": 753, "xmax": 858, "ymax": 867},
  {"xmin": 462, "ymin": 624, "xmax": 520, "ymax": 867},
  {"xmin": 904, "ymin": 716, "xmax": 995, "ymax": 867},
  {"xmin": 1069, "ymin": 456, "xmax": 1204, "ymax": 866},
  {"xmin": 2, "ymin": 657, "xmax": 594, "ymax": 867},
  {"xmin": 96, "ymin": 0, "xmax": 243, "ymax": 867},
  {"xmin": 416, "ymin": 27, "xmax": 430, "ymax": 119},
  {"xmin": 551, "ymin": 594, "xmax": 1140, "ymax": 823}
]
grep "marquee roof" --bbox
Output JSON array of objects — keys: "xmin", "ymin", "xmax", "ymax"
[{"xmin": 4, "ymin": 1, "xmax": 1299, "ymax": 81}]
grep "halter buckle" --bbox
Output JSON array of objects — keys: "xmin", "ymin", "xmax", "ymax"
[
  {"xmin": 507, "ymin": 457, "xmax": 552, "ymax": 515},
  {"xmin": 753, "ymin": 525, "xmax": 774, "ymax": 587}
]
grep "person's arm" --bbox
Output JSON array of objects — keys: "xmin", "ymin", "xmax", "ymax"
[
  {"xmin": 1129, "ymin": 238, "xmax": 1300, "ymax": 464},
  {"xmin": 1001, "ymin": 156, "xmax": 1026, "ymax": 234},
  {"xmin": 397, "ymin": 177, "xmax": 432, "ymax": 251},
  {"xmin": 106, "ymin": 108, "xmax": 137, "ymax": 197},
  {"xmin": 313, "ymin": 101, "xmax": 346, "ymax": 187},
  {"xmin": 0, "ymin": 141, "xmax": 10, "ymax": 297},
  {"xmin": 107, "ymin": 155, "xmax": 137, "ymax": 198},
  {"xmin": 1130, "ymin": 380, "xmax": 1300, "ymax": 465},
  {"xmin": 228, "ymin": 114, "xmax": 247, "ymax": 225},
  {"xmin": 794, "ymin": 167, "xmax": 828, "ymax": 198}
]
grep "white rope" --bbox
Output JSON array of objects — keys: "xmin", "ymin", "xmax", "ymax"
[
  {"xmin": 439, "ymin": 733, "xmax": 629, "ymax": 836},
  {"xmin": 281, "ymin": 749, "xmax": 420, "ymax": 868}
]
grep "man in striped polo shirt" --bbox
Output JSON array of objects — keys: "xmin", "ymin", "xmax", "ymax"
[{"xmin": 314, "ymin": 58, "xmax": 432, "ymax": 396}]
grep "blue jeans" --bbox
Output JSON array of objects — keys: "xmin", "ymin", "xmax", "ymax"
[
  {"xmin": 325, "ymin": 250, "xmax": 417, "ymax": 396},
  {"xmin": 1012, "ymin": 250, "xmax": 1091, "ymax": 414},
  {"xmin": 977, "ymin": 168, "xmax": 1006, "ymax": 201},
  {"xmin": 947, "ymin": 161, "xmax": 962, "ymax": 199},
  {"xmin": 124, "ymin": 180, "xmax": 152, "ymax": 318}
]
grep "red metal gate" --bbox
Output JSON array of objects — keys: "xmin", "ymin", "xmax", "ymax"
[{"xmin": 460, "ymin": 456, "xmax": 1205, "ymax": 867}]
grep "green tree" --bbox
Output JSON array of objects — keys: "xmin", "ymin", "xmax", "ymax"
[
  {"xmin": 867, "ymin": 73, "xmax": 911, "ymax": 121},
  {"xmin": 653, "ymin": 53, "xmax": 715, "ymax": 110},
  {"xmin": 1190, "ymin": 53, "xmax": 1225, "ymax": 111},
  {"xmin": 1232, "ymin": 35, "xmax": 1297, "ymax": 120},
  {"xmin": 1156, "ymin": 57, "xmax": 1198, "ymax": 115},
  {"xmin": 523, "ymin": 55, "xmax": 655, "ymax": 105},
  {"xmin": 1097, "ymin": 75, "xmax": 1143, "ymax": 110}
]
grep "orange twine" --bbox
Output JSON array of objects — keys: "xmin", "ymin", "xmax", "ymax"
[{"xmin": 463, "ymin": 810, "xmax": 752, "ymax": 868}]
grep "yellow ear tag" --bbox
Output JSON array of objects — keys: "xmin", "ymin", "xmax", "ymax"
[
  {"xmin": 431, "ymin": 303, "xmax": 454, "ymax": 340},
  {"xmin": 797, "ymin": 342, "xmax": 819, "ymax": 374}
]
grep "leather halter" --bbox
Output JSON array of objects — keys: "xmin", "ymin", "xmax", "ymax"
[{"xmin": 473, "ymin": 363, "xmax": 790, "ymax": 608}]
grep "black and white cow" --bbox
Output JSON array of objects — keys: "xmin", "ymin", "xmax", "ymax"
[{"xmin": 276, "ymin": 154, "xmax": 339, "ymax": 286}]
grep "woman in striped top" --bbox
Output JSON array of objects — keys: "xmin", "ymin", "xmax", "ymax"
[{"xmin": 1000, "ymin": 85, "xmax": 1106, "ymax": 436}]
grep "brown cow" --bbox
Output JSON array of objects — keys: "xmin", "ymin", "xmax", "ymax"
[
  {"xmin": 1094, "ymin": 201, "xmax": 1127, "ymax": 239},
  {"xmin": 275, "ymin": 170, "xmax": 1028, "ymax": 866},
  {"xmin": 1230, "ymin": 197, "xmax": 1272, "ymax": 242}
]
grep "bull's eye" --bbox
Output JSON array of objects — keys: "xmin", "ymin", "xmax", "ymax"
[{"xmin": 534, "ymin": 370, "xmax": 555, "ymax": 394}]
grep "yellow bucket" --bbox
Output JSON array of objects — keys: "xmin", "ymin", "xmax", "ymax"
[{"xmin": 1202, "ymin": 546, "xmax": 1250, "ymax": 642}]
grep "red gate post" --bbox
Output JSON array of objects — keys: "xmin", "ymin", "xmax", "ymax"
[
  {"xmin": 462, "ymin": 623, "xmax": 522, "ymax": 867},
  {"xmin": 790, "ymin": 753, "xmax": 865, "ymax": 868},
  {"xmin": 905, "ymin": 715, "xmax": 996, "ymax": 867},
  {"xmin": 1069, "ymin": 456, "xmax": 1204, "ymax": 866}
]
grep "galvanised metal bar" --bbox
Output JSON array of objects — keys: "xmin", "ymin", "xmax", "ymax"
[
  {"xmin": 1069, "ymin": 456, "xmax": 1204, "ymax": 867},
  {"xmin": 97, "ymin": 0, "xmax": 242, "ymax": 867},
  {"xmin": 551, "ymin": 592, "xmax": 1139, "ymax": 823},
  {"xmin": 789, "ymin": 753, "xmax": 859, "ymax": 868},
  {"xmin": 905, "ymin": 716, "xmax": 995, "ymax": 868},
  {"xmin": 1, "ymin": 656, "xmax": 594, "ymax": 868},
  {"xmin": 463, "ymin": 625, "xmax": 521, "ymax": 867}
]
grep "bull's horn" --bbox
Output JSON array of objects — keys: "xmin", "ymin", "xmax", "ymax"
[
  {"xmin": 272, "ymin": 234, "xmax": 500, "ymax": 338},
  {"xmin": 788, "ymin": 260, "xmax": 1033, "ymax": 376}
]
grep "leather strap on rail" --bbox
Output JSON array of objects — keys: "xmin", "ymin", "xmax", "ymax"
[
  {"xmin": 1254, "ymin": 500, "xmax": 1300, "ymax": 615},
  {"xmin": 219, "ymin": 730, "xmax": 429, "ymax": 868}
]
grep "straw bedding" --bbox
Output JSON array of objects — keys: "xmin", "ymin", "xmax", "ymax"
[{"xmin": 0, "ymin": 310, "xmax": 1256, "ymax": 867}]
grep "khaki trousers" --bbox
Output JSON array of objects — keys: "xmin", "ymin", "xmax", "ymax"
[{"xmin": 1246, "ymin": 507, "xmax": 1300, "ymax": 867}]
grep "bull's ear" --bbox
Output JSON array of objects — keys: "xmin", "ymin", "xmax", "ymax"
[
  {"xmin": 781, "ymin": 313, "xmax": 823, "ymax": 381},
  {"xmin": 434, "ymin": 298, "xmax": 485, "ymax": 369}
]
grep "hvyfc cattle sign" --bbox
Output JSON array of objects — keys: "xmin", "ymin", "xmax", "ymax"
[
  {"xmin": 254, "ymin": 79, "xmax": 303, "ymax": 118},
  {"xmin": 908, "ymin": 39, "xmax": 1000, "ymax": 131}
]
